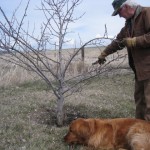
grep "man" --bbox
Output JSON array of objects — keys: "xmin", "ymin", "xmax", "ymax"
[{"xmin": 97, "ymin": 0, "xmax": 150, "ymax": 121}]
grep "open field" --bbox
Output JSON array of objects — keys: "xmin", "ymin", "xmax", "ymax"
[
  {"xmin": 0, "ymin": 47, "xmax": 129, "ymax": 87},
  {"xmin": 0, "ymin": 47, "xmax": 135, "ymax": 149},
  {"xmin": 0, "ymin": 73, "xmax": 135, "ymax": 150}
]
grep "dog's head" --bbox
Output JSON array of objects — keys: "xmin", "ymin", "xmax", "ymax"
[{"xmin": 64, "ymin": 118, "xmax": 95, "ymax": 145}]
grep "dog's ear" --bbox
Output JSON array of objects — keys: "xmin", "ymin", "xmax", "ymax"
[
  {"xmin": 77, "ymin": 119, "xmax": 95, "ymax": 138},
  {"xmin": 78, "ymin": 120, "xmax": 90, "ymax": 137}
]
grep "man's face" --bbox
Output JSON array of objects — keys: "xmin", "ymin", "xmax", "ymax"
[{"xmin": 118, "ymin": 4, "xmax": 133, "ymax": 19}]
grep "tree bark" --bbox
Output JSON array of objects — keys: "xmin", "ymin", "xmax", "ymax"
[{"xmin": 56, "ymin": 96, "xmax": 65, "ymax": 126}]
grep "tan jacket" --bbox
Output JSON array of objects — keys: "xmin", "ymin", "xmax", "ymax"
[{"xmin": 104, "ymin": 6, "xmax": 150, "ymax": 81}]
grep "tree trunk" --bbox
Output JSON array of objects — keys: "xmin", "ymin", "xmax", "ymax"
[{"xmin": 56, "ymin": 96, "xmax": 65, "ymax": 126}]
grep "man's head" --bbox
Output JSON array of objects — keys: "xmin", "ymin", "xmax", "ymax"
[
  {"xmin": 112, "ymin": 0, "xmax": 138, "ymax": 19},
  {"xmin": 112, "ymin": 0, "xmax": 127, "ymax": 16}
]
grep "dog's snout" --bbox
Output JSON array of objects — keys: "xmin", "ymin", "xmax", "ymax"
[
  {"xmin": 64, "ymin": 135, "xmax": 67, "ymax": 141},
  {"xmin": 64, "ymin": 133, "xmax": 69, "ymax": 142}
]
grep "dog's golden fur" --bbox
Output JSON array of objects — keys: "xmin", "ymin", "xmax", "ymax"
[{"xmin": 64, "ymin": 118, "xmax": 150, "ymax": 150}]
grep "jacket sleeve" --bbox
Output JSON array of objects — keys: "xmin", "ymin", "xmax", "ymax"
[
  {"xmin": 136, "ymin": 9, "xmax": 150, "ymax": 48},
  {"xmin": 104, "ymin": 27, "xmax": 126, "ymax": 55}
]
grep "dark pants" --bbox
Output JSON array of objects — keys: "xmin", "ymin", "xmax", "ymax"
[{"xmin": 134, "ymin": 78, "xmax": 150, "ymax": 121}]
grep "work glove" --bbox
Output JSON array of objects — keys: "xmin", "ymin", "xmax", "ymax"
[
  {"xmin": 92, "ymin": 51, "xmax": 107, "ymax": 65},
  {"xmin": 122, "ymin": 37, "xmax": 136, "ymax": 48},
  {"xmin": 98, "ymin": 52, "xmax": 107, "ymax": 64}
]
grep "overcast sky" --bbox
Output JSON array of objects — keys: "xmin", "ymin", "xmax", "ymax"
[{"xmin": 0, "ymin": 0, "xmax": 150, "ymax": 48}]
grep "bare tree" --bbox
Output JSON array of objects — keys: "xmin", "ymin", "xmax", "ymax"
[{"xmin": 0, "ymin": 0, "xmax": 128, "ymax": 126}]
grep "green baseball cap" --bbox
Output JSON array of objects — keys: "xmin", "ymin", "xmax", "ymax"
[{"xmin": 112, "ymin": 0, "xmax": 127, "ymax": 16}]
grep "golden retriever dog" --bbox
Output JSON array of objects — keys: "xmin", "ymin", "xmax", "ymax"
[{"xmin": 64, "ymin": 118, "xmax": 150, "ymax": 150}]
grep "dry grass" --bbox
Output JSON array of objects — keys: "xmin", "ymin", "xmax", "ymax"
[
  {"xmin": 0, "ymin": 47, "xmax": 129, "ymax": 86},
  {"xmin": 0, "ymin": 59, "xmax": 38, "ymax": 87}
]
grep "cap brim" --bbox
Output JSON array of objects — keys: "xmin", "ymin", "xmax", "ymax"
[{"xmin": 112, "ymin": 9, "xmax": 119, "ymax": 16}]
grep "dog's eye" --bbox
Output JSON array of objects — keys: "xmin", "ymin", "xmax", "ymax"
[{"xmin": 70, "ymin": 128, "xmax": 74, "ymax": 133}]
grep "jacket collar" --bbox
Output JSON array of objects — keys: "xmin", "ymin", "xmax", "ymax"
[
  {"xmin": 125, "ymin": 5, "xmax": 143, "ymax": 37},
  {"xmin": 134, "ymin": 5, "xmax": 143, "ymax": 20},
  {"xmin": 126, "ymin": 5, "xmax": 142, "ymax": 23}
]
